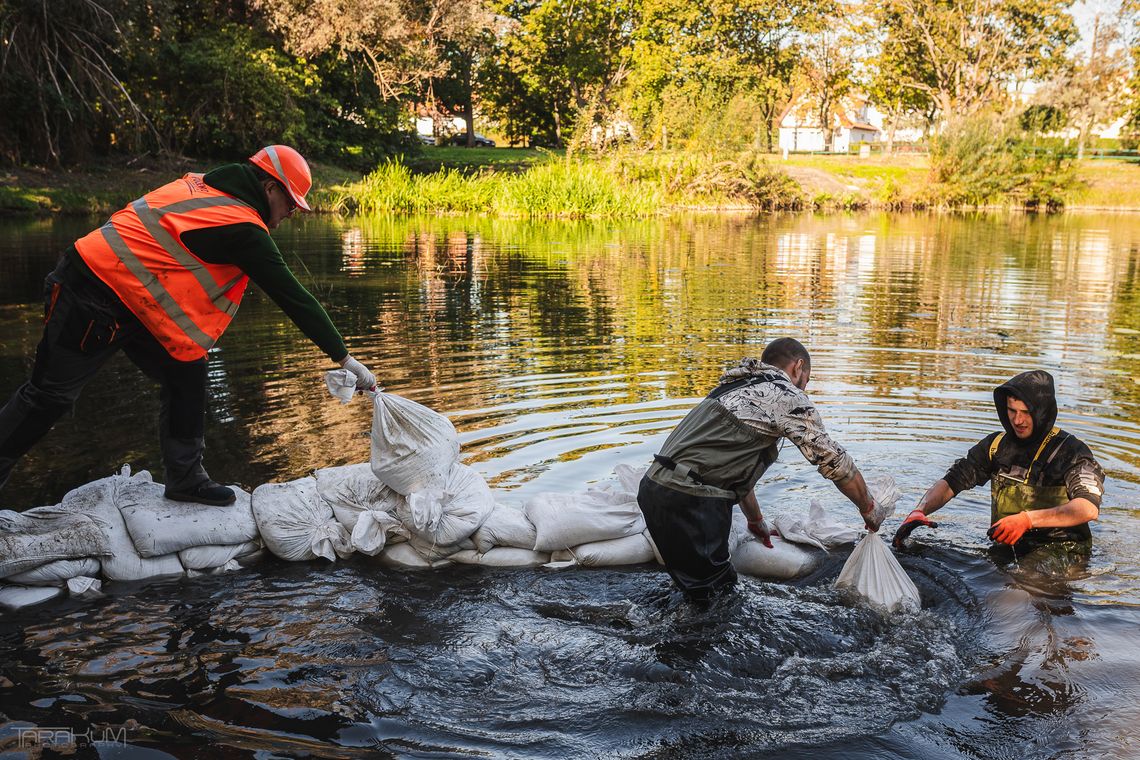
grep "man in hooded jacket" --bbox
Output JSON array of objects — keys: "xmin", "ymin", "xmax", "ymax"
[{"xmin": 894, "ymin": 370, "xmax": 1104, "ymax": 550}]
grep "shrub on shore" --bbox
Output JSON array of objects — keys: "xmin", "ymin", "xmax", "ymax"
[{"xmin": 926, "ymin": 118, "xmax": 1079, "ymax": 209}]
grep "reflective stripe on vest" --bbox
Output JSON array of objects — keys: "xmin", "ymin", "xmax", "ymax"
[{"xmin": 74, "ymin": 174, "xmax": 265, "ymax": 361}]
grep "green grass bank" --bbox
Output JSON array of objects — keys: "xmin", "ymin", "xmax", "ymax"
[{"xmin": 3, "ymin": 148, "xmax": 1138, "ymax": 218}]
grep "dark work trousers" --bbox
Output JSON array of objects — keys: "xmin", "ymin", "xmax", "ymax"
[
  {"xmin": 637, "ymin": 475, "xmax": 738, "ymax": 600},
  {"xmin": 0, "ymin": 254, "xmax": 210, "ymax": 501}
]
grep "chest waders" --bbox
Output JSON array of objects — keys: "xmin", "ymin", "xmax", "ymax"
[
  {"xmin": 649, "ymin": 374, "xmax": 783, "ymax": 501},
  {"xmin": 989, "ymin": 427, "xmax": 1068, "ymax": 523}
]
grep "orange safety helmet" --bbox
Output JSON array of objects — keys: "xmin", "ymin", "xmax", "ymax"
[{"xmin": 249, "ymin": 145, "xmax": 312, "ymax": 212}]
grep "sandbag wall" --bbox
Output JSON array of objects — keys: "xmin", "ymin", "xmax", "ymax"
[{"xmin": 0, "ymin": 389, "xmax": 862, "ymax": 610}]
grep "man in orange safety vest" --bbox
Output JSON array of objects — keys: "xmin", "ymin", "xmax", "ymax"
[{"xmin": 0, "ymin": 146, "xmax": 375, "ymax": 506}]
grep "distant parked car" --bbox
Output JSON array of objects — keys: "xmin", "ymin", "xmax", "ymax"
[{"xmin": 448, "ymin": 132, "xmax": 496, "ymax": 147}]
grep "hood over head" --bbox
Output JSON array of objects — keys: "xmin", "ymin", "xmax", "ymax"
[{"xmin": 993, "ymin": 370, "xmax": 1057, "ymax": 450}]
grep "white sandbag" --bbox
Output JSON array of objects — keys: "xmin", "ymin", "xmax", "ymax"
[
  {"xmin": 397, "ymin": 463, "xmax": 495, "ymax": 547},
  {"xmin": 0, "ymin": 584, "xmax": 64, "ymax": 609},
  {"xmin": 866, "ymin": 473, "xmax": 901, "ymax": 529},
  {"xmin": 252, "ymin": 479, "xmax": 352, "ymax": 562},
  {"xmin": 731, "ymin": 535, "xmax": 825, "ymax": 579},
  {"xmin": 527, "ymin": 492, "xmax": 646, "ymax": 553},
  {"xmin": 117, "ymin": 479, "xmax": 257, "ymax": 558},
  {"xmin": 835, "ymin": 531, "xmax": 921, "ymax": 614},
  {"xmin": 315, "ymin": 463, "xmax": 409, "ymax": 555},
  {"xmin": 377, "ymin": 541, "xmax": 452, "ymax": 569},
  {"xmin": 186, "ymin": 560, "xmax": 241, "ymax": 578},
  {"xmin": 178, "ymin": 540, "xmax": 262, "ymax": 570},
  {"xmin": 450, "ymin": 547, "xmax": 551, "ymax": 567},
  {"xmin": 407, "ymin": 535, "xmax": 474, "ymax": 562},
  {"xmin": 59, "ymin": 473, "xmax": 185, "ymax": 582},
  {"xmin": 67, "ymin": 576, "xmax": 103, "ymax": 598},
  {"xmin": 315, "ymin": 463, "xmax": 404, "ymax": 528},
  {"xmin": 325, "ymin": 368, "xmax": 358, "ymax": 404},
  {"xmin": 370, "ymin": 391, "xmax": 460, "ymax": 495},
  {"xmin": 549, "ymin": 533, "xmax": 656, "ymax": 567},
  {"xmin": 0, "ymin": 505, "xmax": 109, "ymax": 577},
  {"xmin": 350, "ymin": 511, "xmax": 406, "ymax": 555},
  {"xmin": 772, "ymin": 500, "xmax": 862, "ymax": 550},
  {"xmin": 6, "ymin": 558, "xmax": 101, "ymax": 586},
  {"xmin": 472, "ymin": 502, "xmax": 537, "ymax": 554}
]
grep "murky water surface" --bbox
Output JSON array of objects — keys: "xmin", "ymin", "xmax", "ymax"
[{"xmin": 1, "ymin": 212, "xmax": 1139, "ymax": 758}]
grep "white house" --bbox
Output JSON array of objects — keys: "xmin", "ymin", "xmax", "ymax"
[{"xmin": 779, "ymin": 96, "xmax": 881, "ymax": 152}]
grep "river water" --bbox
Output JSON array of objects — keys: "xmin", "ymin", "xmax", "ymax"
[{"xmin": 0, "ymin": 211, "xmax": 1138, "ymax": 758}]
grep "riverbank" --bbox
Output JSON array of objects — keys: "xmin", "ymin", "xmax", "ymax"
[{"xmin": 3, "ymin": 150, "xmax": 1137, "ymax": 217}]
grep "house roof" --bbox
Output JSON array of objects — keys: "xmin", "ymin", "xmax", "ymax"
[{"xmin": 781, "ymin": 94, "xmax": 880, "ymax": 133}]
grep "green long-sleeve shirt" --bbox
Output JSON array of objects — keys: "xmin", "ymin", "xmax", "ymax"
[{"xmin": 70, "ymin": 162, "xmax": 348, "ymax": 362}]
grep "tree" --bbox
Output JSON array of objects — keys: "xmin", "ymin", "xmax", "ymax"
[
  {"xmin": 252, "ymin": 0, "xmax": 489, "ymax": 101},
  {"xmin": 1040, "ymin": 10, "xmax": 1129, "ymax": 157},
  {"xmin": 861, "ymin": 15, "xmax": 936, "ymax": 154},
  {"xmin": 873, "ymin": 0, "xmax": 1077, "ymax": 122},
  {"xmin": 482, "ymin": 0, "xmax": 637, "ymax": 147},
  {"xmin": 0, "ymin": 0, "xmax": 152, "ymax": 164},
  {"xmin": 802, "ymin": 27, "xmax": 855, "ymax": 152}
]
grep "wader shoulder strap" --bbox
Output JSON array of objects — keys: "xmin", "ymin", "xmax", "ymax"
[
  {"xmin": 988, "ymin": 433, "xmax": 1005, "ymax": 461},
  {"xmin": 989, "ymin": 427, "xmax": 1061, "ymax": 475},
  {"xmin": 1026, "ymin": 427, "xmax": 1061, "ymax": 480},
  {"xmin": 707, "ymin": 373, "xmax": 784, "ymax": 400}
]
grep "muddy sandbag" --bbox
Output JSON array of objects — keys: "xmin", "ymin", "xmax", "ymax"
[
  {"xmin": 377, "ymin": 541, "xmax": 453, "ymax": 570},
  {"xmin": 0, "ymin": 505, "xmax": 109, "ymax": 578},
  {"xmin": 527, "ymin": 492, "xmax": 645, "ymax": 553},
  {"xmin": 315, "ymin": 464, "xmax": 408, "ymax": 555},
  {"xmin": 407, "ymin": 535, "xmax": 474, "ymax": 563},
  {"xmin": 549, "ymin": 532, "xmax": 656, "ymax": 567},
  {"xmin": 370, "ymin": 391, "xmax": 460, "ymax": 495},
  {"xmin": 835, "ymin": 531, "xmax": 920, "ymax": 614},
  {"xmin": 397, "ymin": 463, "xmax": 494, "ymax": 547},
  {"xmin": 451, "ymin": 547, "xmax": 551, "ymax": 567},
  {"xmin": 472, "ymin": 502, "xmax": 537, "ymax": 554},
  {"xmin": 59, "ymin": 472, "xmax": 185, "ymax": 582},
  {"xmin": 6, "ymin": 558, "xmax": 101, "ymax": 586},
  {"xmin": 252, "ymin": 478, "xmax": 351, "ymax": 562},
  {"xmin": 0, "ymin": 585, "xmax": 64, "ymax": 609},
  {"xmin": 117, "ymin": 479, "xmax": 257, "ymax": 558},
  {"xmin": 178, "ymin": 540, "xmax": 262, "ymax": 570}
]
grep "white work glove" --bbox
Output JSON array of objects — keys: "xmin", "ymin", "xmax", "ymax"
[{"xmin": 340, "ymin": 355, "xmax": 376, "ymax": 391}]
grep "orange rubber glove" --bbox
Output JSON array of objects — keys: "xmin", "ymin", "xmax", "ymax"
[
  {"xmin": 988, "ymin": 511, "xmax": 1033, "ymax": 545},
  {"xmin": 892, "ymin": 509, "xmax": 937, "ymax": 548}
]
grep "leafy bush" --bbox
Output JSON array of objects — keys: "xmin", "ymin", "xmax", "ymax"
[{"xmin": 926, "ymin": 117, "xmax": 1078, "ymax": 208}]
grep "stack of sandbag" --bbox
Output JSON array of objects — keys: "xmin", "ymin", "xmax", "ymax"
[
  {"xmin": 252, "ymin": 477, "xmax": 352, "ymax": 562},
  {"xmin": 316, "ymin": 463, "xmax": 408, "ymax": 555},
  {"xmin": 529, "ymin": 465, "xmax": 659, "ymax": 569},
  {"xmin": 116, "ymin": 475, "xmax": 261, "ymax": 576},
  {"xmin": 0, "ymin": 500, "xmax": 109, "ymax": 608},
  {"xmin": 0, "ymin": 466, "xmax": 265, "ymax": 610}
]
